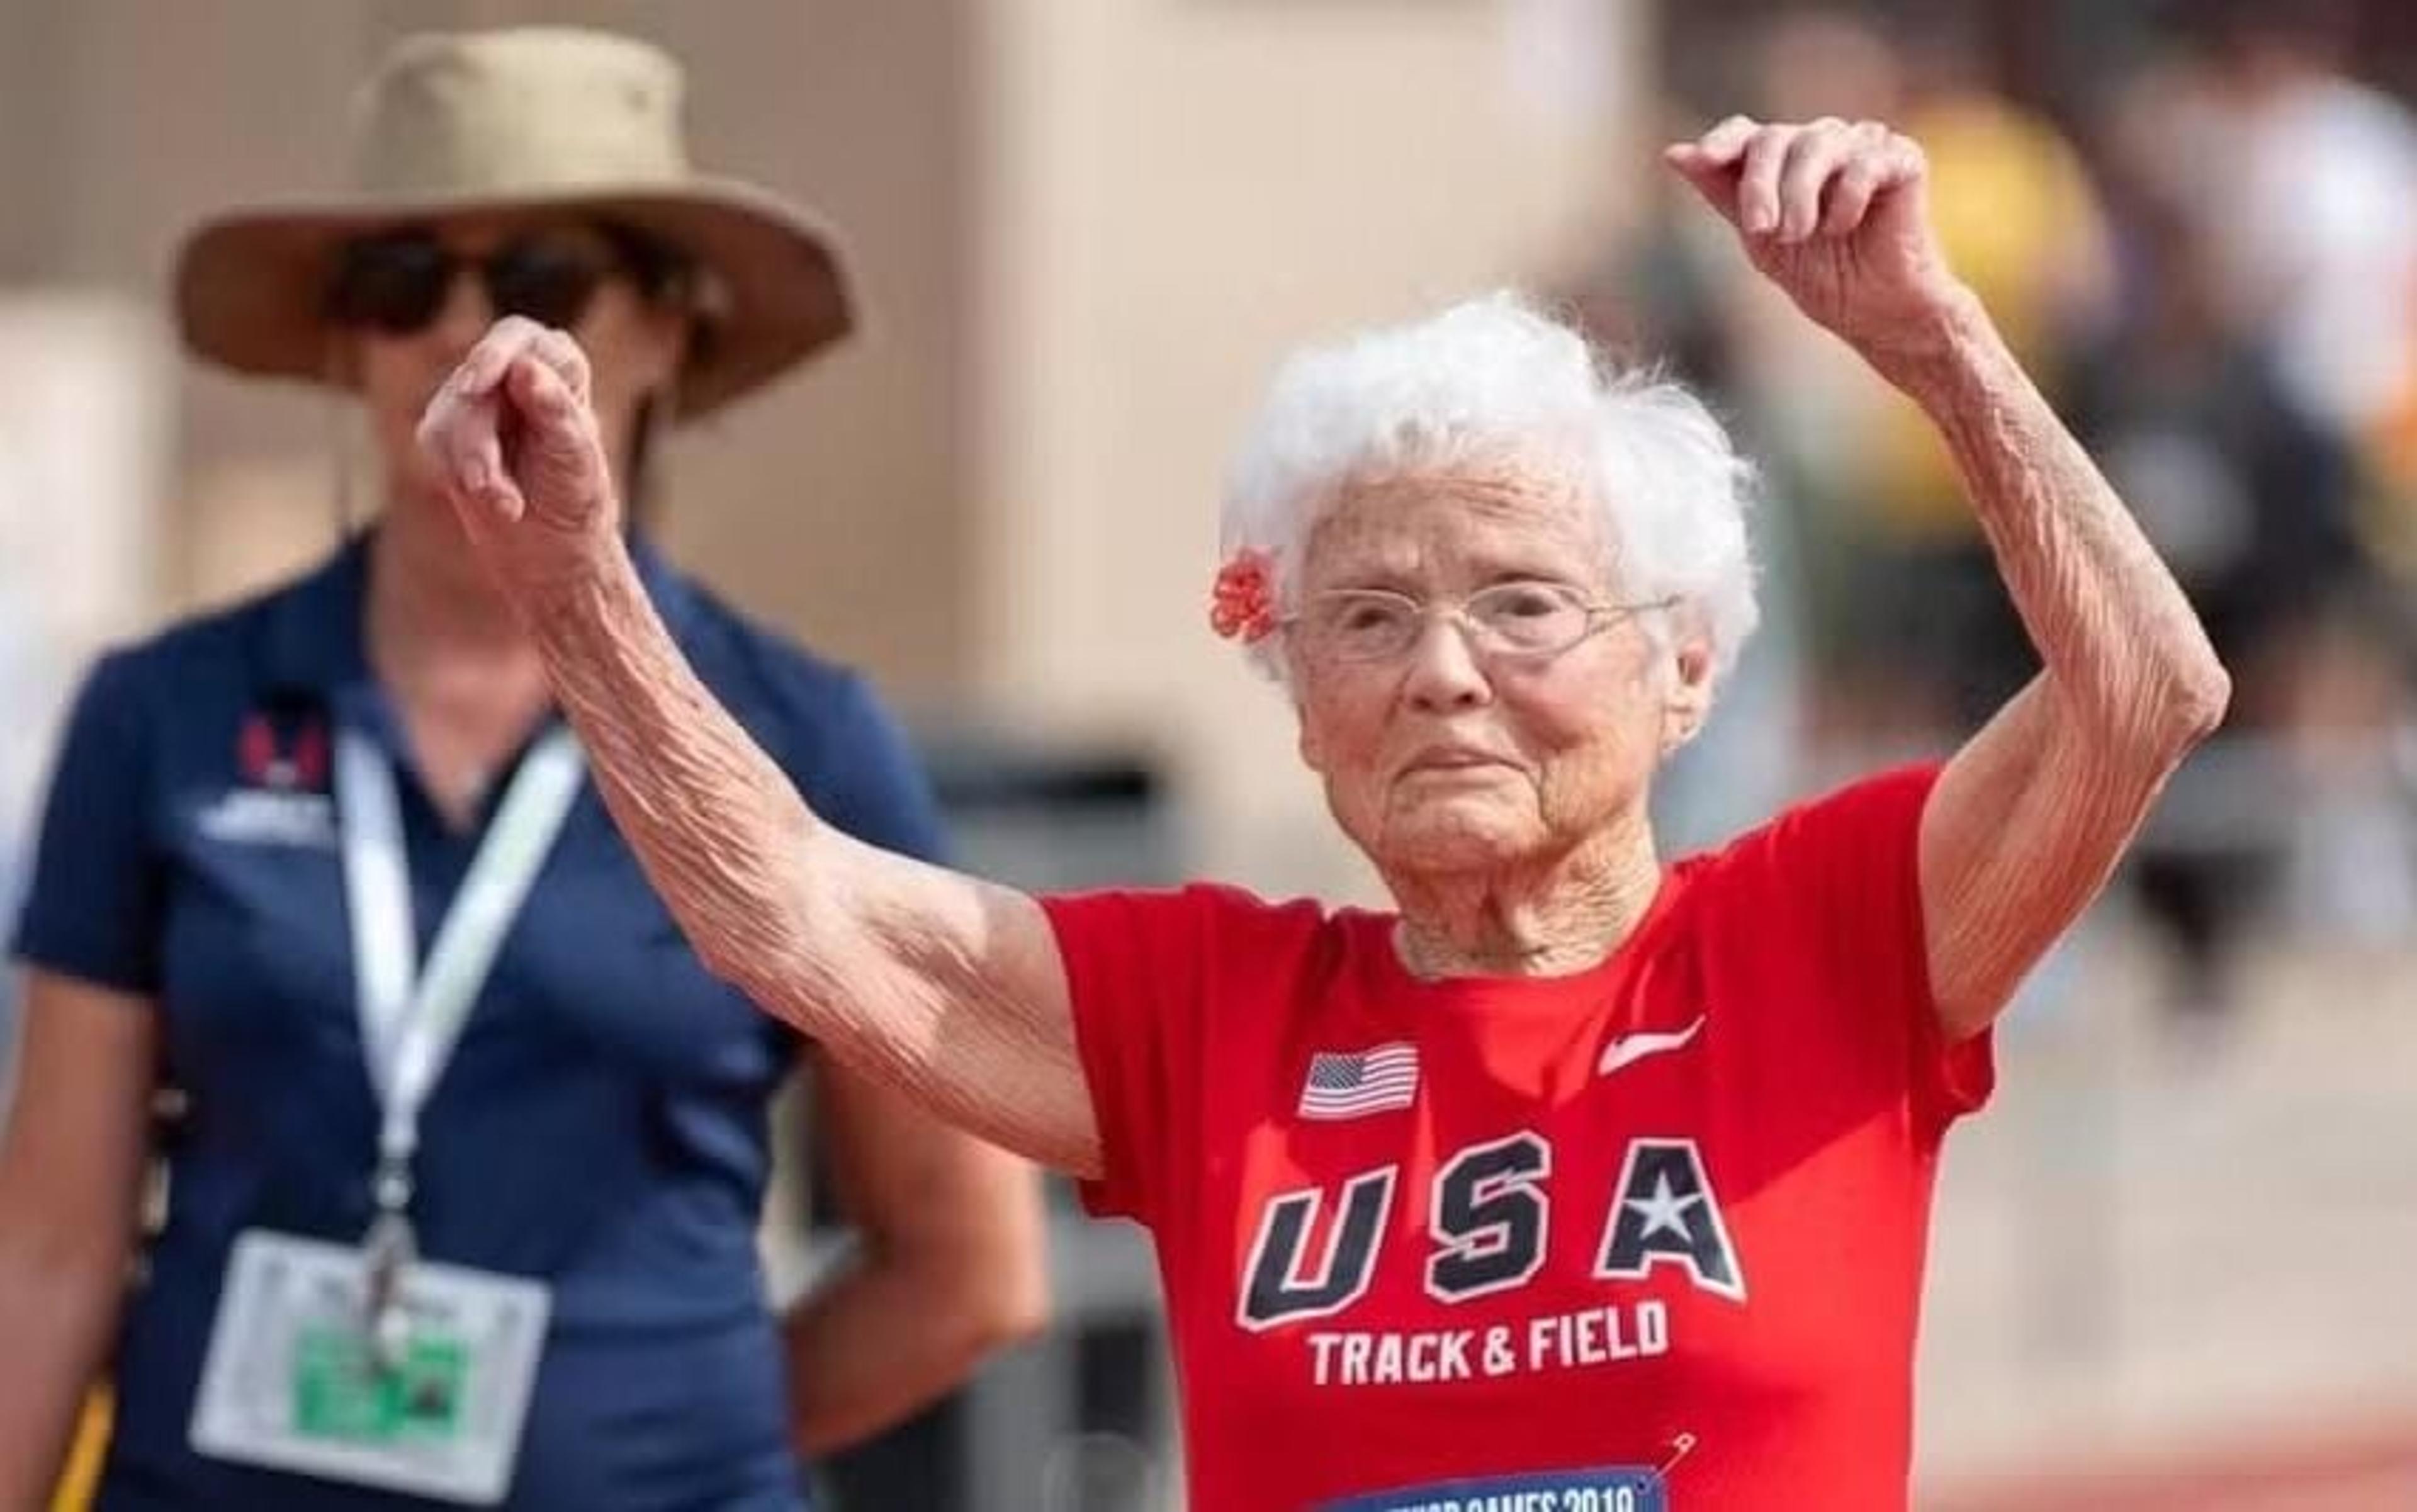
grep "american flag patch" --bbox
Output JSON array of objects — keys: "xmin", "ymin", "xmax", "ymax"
[{"xmin": 1297, "ymin": 1042, "xmax": 1420, "ymax": 1119}]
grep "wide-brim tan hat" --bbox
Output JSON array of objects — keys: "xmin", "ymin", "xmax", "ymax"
[{"xmin": 174, "ymin": 26, "xmax": 852, "ymax": 419}]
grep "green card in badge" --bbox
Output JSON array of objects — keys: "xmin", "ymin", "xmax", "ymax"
[
  {"xmin": 293, "ymin": 1323, "xmax": 470, "ymax": 1443},
  {"xmin": 191, "ymin": 1231, "xmax": 549, "ymax": 1505}
]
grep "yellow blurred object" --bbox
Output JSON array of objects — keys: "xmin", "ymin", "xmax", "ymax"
[
  {"xmin": 2366, "ymin": 292, "xmax": 2417, "ymax": 582},
  {"xmin": 1863, "ymin": 97, "xmax": 2114, "ymax": 540},
  {"xmin": 49, "ymin": 1389, "xmax": 110, "ymax": 1512}
]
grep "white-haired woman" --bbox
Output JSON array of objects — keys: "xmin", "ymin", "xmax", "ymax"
[{"xmin": 421, "ymin": 118, "xmax": 2226, "ymax": 1509}]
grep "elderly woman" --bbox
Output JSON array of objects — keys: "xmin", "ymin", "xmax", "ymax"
[
  {"xmin": 0, "ymin": 27, "xmax": 1040, "ymax": 1512},
  {"xmin": 424, "ymin": 117, "xmax": 2226, "ymax": 1508}
]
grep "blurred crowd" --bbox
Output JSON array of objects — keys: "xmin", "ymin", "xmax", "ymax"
[{"xmin": 1580, "ymin": 0, "xmax": 2417, "ymax": 1039}]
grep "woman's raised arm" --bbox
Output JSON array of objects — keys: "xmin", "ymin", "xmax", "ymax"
[{"xmin": 417, "ymin": 317, "xmax": 1103, "ymax": 1174}]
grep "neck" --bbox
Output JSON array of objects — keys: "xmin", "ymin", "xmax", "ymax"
[
  {"xmin": 361, "ymin": 494, "xmax": 564, "ymax": 824},
  {"xmin": 365, "ymin": 495, "xmax": 535, "ymax": 673},
  {"xmin": 1385, "ymin": 810, "xmax": 1663, "ymax": 978}
]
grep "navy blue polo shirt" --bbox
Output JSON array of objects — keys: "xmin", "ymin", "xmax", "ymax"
[{"xmin": 11, "ymin": 535, "xmax": 949, "ymax": 1511}]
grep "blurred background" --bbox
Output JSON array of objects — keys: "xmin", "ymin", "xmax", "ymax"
[{"xmin": 3, "ymin": 0, "xmax": 2415, "ymax": 1506}]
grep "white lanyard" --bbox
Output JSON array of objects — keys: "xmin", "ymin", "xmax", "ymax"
[{"xmin": 335, "ymin": 725, "xmax": 587, "ymax": 1195}]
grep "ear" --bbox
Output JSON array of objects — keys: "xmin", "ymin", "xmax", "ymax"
[
  {"xmin": 1294, "ymin": 687, "xmax": 1329, "ymax": 776},
  {"xmin": 1659, "ymin": 637, "xmax": 1715, "ymax": 754},
  {"xmin": 1287, "ymin": 649, "xmax": 1334, "ymax": 774}
]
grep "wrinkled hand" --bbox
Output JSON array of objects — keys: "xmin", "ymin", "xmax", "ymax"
[
  {"xmin": 1667, "ymin": 116, "xmax": 1966, "ymax": 359},
  {"xmin": 416, "ymin": 316, "xmax": 621, "ymax": 596}
]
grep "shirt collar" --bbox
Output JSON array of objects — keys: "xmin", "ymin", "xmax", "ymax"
[
  {"xmin": 259, "ymin": 533, "xmax": 373, "ymax": 701},
  {"xmin": 260, "ymin": 529, "xmax": 699, "ymax": 704}
]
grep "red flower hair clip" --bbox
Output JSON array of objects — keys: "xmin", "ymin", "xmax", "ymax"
[{"xmin": 1209, "ymin": 548, "xmax": 1280, "ymax": 645}]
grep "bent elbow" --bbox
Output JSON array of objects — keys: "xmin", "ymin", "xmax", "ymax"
[
  {"xmin": 2092, "ymin": 646, "xmax": 2230, "ymax": 767},
  {"xmin": 2158, "ymin": 653, "xmax": 2232, "ymax": 754},
  {"xmin": 961, "ymin": 1234, "xmax": 1055, "ymax": 1362},
  {"xmin": 984, "ymin": 1269, "xmax": 1053, "ymax": 1353},
  {"xmin": 954, "ymin": 1295, "xmax": 1049, "ymax": 1370},
  {"xmin": 949, "ymin": 1238, "xmax": 1052, "ymax": 1360},
  {"xmin": 2062, "ymin": 651, "xmax": 2231, "ymax": 785}
]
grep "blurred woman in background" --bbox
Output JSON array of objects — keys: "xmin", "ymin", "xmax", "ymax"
[{"xmin": 0, "ymin": 26, "xmax": 1042, "ymax": 1511}]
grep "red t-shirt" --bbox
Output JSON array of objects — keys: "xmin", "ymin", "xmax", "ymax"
[{"xmin": 1043, "ymin": 767, "xmax": 1994, "ymax": 1511}]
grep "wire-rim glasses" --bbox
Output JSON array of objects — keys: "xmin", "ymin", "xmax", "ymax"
[{"xmin": 1284, "ymin": 580, "xmax": 1679, "ymax": 664}]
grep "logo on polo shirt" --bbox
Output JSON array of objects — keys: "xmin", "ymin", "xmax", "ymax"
[
  {"xmin": 198, "ymin": 708, "xmax": 336, "ymax": 849},
  {"xmin": 237, "ymin": 711, "xmax": 328, "ymax": 792}
]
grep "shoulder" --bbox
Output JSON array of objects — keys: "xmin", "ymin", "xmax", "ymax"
[
  {"xmin": 1042, "ymin": 882, "xmax": 1344, "ymax": 977},
  {"xmin": 660, "ymin": 570, "xmax": 907, "ymax": 769},
  {"xmin": 1045, "ymin": 879, "xmax": 1333, "ymax": 935},
  {"xmin": 138, "ymin": 567, "xmax": 321, "ymax": 663},
  {"xmin": 1666, "ymin": 764, "xmax": 1942, "ymax": 945},
  {"xmin": 70, "ymin": 558, "xmax": 341, "ymax": 723},
  {"xmin": 664, "ymin": 572, "xmax": 860, "ymax": 708},
  {"xmin": 658, "ymin": 568, "xmax": 954, "ymax": 855},
  {"xmin": 1663, "ymin": 764, "xmax": 1942, "ymax": 991},
  {"xmin": 1687, "ymin": 764, "xmax": 1941, "ymax": 879}
]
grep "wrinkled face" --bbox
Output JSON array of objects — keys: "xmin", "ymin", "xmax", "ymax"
[
  {"xmin": 338, "ymin": 212, "xmax": 687, "ymax": 518},
  {"xmin": 1287, "ymin": 460, "xmax": 1709, "ymax": 880}
]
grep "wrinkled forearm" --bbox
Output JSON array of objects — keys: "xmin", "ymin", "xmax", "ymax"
[
  {"xmin": 1874, "ymin": 291, "xmax": 2229, "ymax": 756},
  {"xmin": 1883, "ymin": 293, "xmax": 2232, "ymax": 1032},
  {"xmin": 516, "ymin": 550, "xmax": 1100, "ymax": 1175},
  {"xmin": 524, "ymin": 550, "xmax": 832, "ymax": 1013}
]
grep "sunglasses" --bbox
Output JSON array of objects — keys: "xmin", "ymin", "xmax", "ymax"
[{"xmin": 325, "ymin": 228, "xmax": 635, "ymax": 335}]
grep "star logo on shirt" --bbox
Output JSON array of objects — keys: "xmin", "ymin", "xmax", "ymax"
[{"xmin": 1623, "ymin": 1171, "xmax": 1701, "ymax": 1241}]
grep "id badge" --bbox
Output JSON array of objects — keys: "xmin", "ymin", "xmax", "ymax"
[
  {"xmin": 190, "ymin": 1230, "xmax": 550, "ymax": 1506},
  {"xmin": 1321, "ymin": 1466, "xmax": 1669, "ymax": 1511}
]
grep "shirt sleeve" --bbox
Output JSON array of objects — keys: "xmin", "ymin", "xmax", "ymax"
[
  {"xmin": 1757, "ymin": 764, "xmax": 1995, "ymax": 1138},
  {"xmin": 9, "ymin": 650, "xmax": 166, "ymax": 996},
  {"xmin": 1038, "ymin": 885, "xmax": 1234, "ymax": 1228}
]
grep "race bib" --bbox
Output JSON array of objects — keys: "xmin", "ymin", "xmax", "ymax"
[
  {"xmin": 189, "ymin": 1230, "xmax": 549, "ymax": 1505},
  {"xmin": 1321, "ymin": 1466, "xmax": 1669, "ymax": 1512}
]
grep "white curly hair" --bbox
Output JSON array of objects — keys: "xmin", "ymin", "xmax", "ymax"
[{"xmin": 1220, "ymin": 291, "xmax": 1760, "ymax": 693}]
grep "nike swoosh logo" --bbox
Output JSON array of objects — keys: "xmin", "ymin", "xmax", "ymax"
[{"xmin": 1596, "ymin": 1014, "xmax": 1706, "ymax": 1078}]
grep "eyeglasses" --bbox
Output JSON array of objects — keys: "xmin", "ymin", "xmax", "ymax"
[
  {"xmin": 1285, "ymin": 581, "xmax": 1677, "ymax": 664},
  {"xmin": 325, "ymin": 228, "xmax": 636, "ymax": 334}
]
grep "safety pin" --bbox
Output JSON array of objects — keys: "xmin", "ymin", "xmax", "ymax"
[{"xmin": 1657, "ymin": 1433, "xmax": 1699, "ymax": 1478}]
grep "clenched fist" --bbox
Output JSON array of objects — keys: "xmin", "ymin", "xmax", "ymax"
[
  {"xmin": 1666, "ymin": 116, "xmax": 1968, "ymax": 363},
  {"xmin": 417, "ymin": 315, "xmax": 623, "ymax": 596}
]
